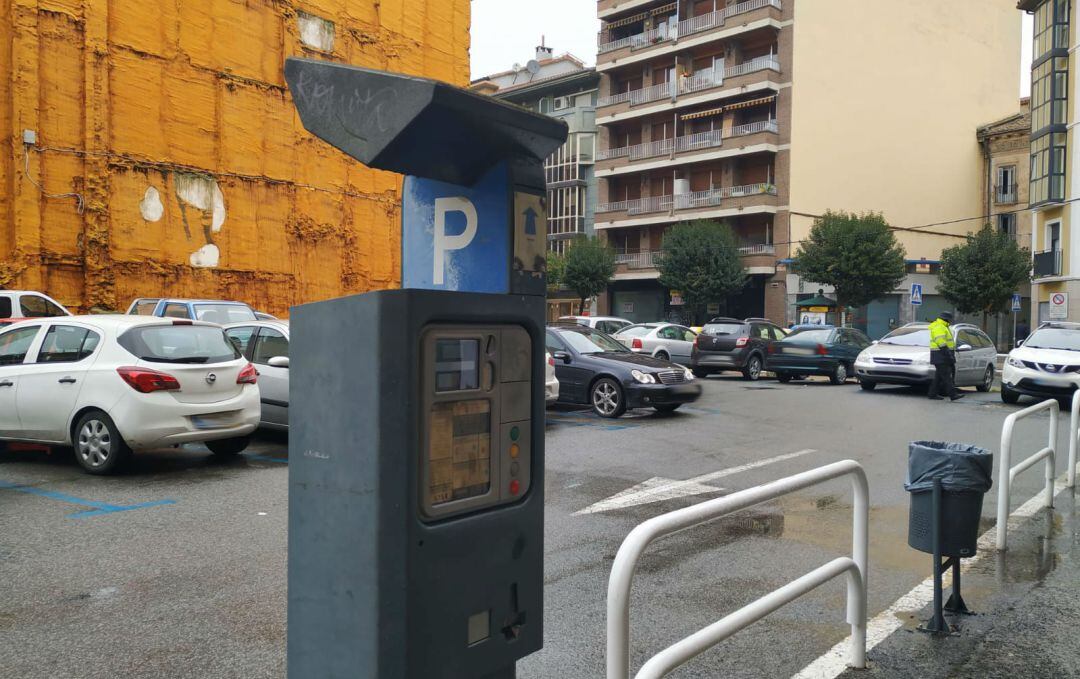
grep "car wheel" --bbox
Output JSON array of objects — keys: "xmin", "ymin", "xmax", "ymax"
[
  {"xmin": 591, "ymin": 378, "xmax": 626, "ymax": 418},
  {"xmin": 655, "ymin": 350, "xmax": 670, "ymax": 361},
  {"xmin": 977, "ymin": 365, "xmax": 994, "ymax": 393},
  {"xmin": 74, "ymin": 410, "xmax": 132, "ymax": 475},
  {"xmin": 692, "ymin": 368, "xmax": 711, "ymax": 379},
  {"xmin": 859, "ymin": 380, "xmax": 876, "ymax": 391},
  {"xmin": 776, "ymin": 372, "xmax": 792, "ymax": 384},
  {"xmin": 829, "ymin": 363, "xmax": 849, "ymax": 385},
  {"xmin": 206, "ymin": 436, "xmax": 251, "ymax": 457},
  {"xmin": 742, "ymin": 355, "xmax": 763, "ymax": 381},
  {"xmin": 653, "ymin": 404, "xmax": 680, "ymax": 413},
  {"xmin": 1001, "ymin": 385, "xmax": 1020, "ymax": 404}
]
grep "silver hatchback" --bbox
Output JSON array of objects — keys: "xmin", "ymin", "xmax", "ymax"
[
  {"xmin": 854, "ymin": 322, "xmax": 996, "ymax": 392},
  {"xmin": 224, "ymin": 320, "xmax": 290, "ymax": 429}
]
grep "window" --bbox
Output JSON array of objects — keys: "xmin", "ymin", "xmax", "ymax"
[
  {"xmin": 1048, "ymin": 221, "xmax": 1062, "ymax": 251},
  {"xmin": 1030, "ymin": 132, "xmax": 1068, "ymax": 205},
  {"xmin": 0, "ymin": 326, "xmax": 40, "ymax": 365},
  {"xmin": 131, "ymin": 300, "xmax": 159, "ymax": 316},
  {"xmin": 118, "ymin": 325, "xmax": 240, "ymax": 364},
  {"xmin": 1031, "ymin": 56, "xmax": 1069, "ymax": 134},
  {"xmin": 0, "ymin": 297, "xmax": 10, "ymax": 319},
  {"xmin": 545, "ymin": 330, "xmax": 566, "ymax": 354},
  {"xmin": 252, "ymin": 328, "xmax": 289, "ymax": 365},
  {"xmin": 37, "ymin": 326, "xmax": 99, "ymax": 363},
  {"xmin": 997, "ymin": 213, "xmax": 1016, "ymax": 237},
  {"xmin": 958, "ymin": 330, "xmax": 980, "ymax": 349},
  {"xmin": 1033, "ymin": 0, "xmax": 1070, "ymax": 62},
  {"xmin": 193, "ymin": 304, "xmax": 257, "ymax": 324},
  {"xmin": 225, "ymin": 326, "xmax": 257, "ymax": 359},
  {"xmin": 658, "ymin": 326, "xmax": 681, "ymax": 340},
  {"xmin": 163, "ymin": 303, "xmax": 190, "ymax": 319},
  {"xmin": 20, "ymin": 295, "xmax": 64, "ymax": 318},
  {"xmin": 996, "ymin": 166, "xmax": 1017, "ymax": 202},
  {"xmin": 768, "ymin": 326, "xmax": 785, "ymax": 341},
  {"xmin": 753, "ymin": 324, "xmax": 771, "ymax": 339},
  {"xmin": 597, "ymin": 320, "xmax": 629, "ymax": 335},
  {"xmin": 683, "ymin": 328, "xmax": 698, "ymax": 342}
]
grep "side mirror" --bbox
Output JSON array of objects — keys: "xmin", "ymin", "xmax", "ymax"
[
  {"xmin": 552, "ymin": 351, "xmax": 571, "ymax": 364},
  {"xmin": 1016, "ymin": 339, "xmax": 1024, "ymax": 347},
  {"xmin": 268, "ymin": 356, "xmax": 290, "ymax": 368},
  {"xmin": 871, "ymin": 340, "xmax": 879, "ymax": 345},
  {"xmin": 957, "ymin": 343, "xmax": 973, "ymax": 352}
]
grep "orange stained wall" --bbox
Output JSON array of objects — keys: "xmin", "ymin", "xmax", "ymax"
[{"xmin": 0, "ymin": 0, "xmax": 471, "ymax": 314}]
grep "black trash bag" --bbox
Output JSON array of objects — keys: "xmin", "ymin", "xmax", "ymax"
[{"xmin": 904, "ymin": 441, "xmax": 993, "ymax": 494}]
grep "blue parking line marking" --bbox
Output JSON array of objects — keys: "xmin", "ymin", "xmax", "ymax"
[
  {"xmin": 245, "ymin": 454, "xmax": 289, "ymax": 464},
  {"xmin": 545, "ymin": 417, "xmax": 630, "ymax": 431},
  {"xmin": 0, "ymin": 481, "xmax": 176, "ymax": 519}
]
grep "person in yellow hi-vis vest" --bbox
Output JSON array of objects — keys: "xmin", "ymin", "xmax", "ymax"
[{"xmin": 928, "ymin": 311, "xmax": 963, "ymax": 401}]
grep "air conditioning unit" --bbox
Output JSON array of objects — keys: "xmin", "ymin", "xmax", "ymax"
[{"xmin": 553, "ymin": 96, "xmax": 570, "ymax": 110}]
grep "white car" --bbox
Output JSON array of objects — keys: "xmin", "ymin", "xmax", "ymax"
[
  {"xmin": 224, "ymin": 320, "xmax": 290, "ymax": 430},
  {"xmin": 614, "ymin": 323, "xmax": 698, "ymax": 365},
  {"xmin": 854, "ymin": 322, "xmax": 997, "ymax": 393},
  {"xmin": 545, "ymin": 351, "xmax": 559, "ymax": 406},
  {"xmin": 0, "ymin": 315, "xmax": 260, "ymax": 474},
  {"xmin": 558, "ymin": 315, "xmax": 633, "ymax": 335},
  {"xmin": 1002, "ymin": 321, "xmax": 1080, "ymax": 404},
  {"xmin": 1, "ymin": 290, "xmax": 70, "ymax": 325}
]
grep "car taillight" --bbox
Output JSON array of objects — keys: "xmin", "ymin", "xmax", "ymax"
[
  {"xmin": 237, "ymin": 363, "xmax": 258, "ymax": 385},
  {"xmin": 548, "ymin": 355, "xmax": 555, "ymax": 367},
  {"xmin": 816, "ymin": 344, "xmax": 828, "ymax": 356},
  {"xmin": 735, "ymin": 336, "xmax": 749, "ymax": 347},
  {"xmin": 172, "ymin": 320, "xmax": 193, "ymax": 326},
  {"xmin": 768, "ymin": 344, "xmax": 776, "ymax": 354},
  {"xmin": 118, "ymin": 366, "xmax": 180, "ymax": 393},
  {"xmin": 631, "ymin": 338, "xmax": 643, "ymax": 349}
]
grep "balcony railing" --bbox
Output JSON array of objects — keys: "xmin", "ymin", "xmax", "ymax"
[
  {"xmin": 599, "ymin": 55, "xmax": 780, "ymax": 108},
  {"xmin": 995, "ymin": 184, "xmax": 1018, "ymax": 204},
  {"xmin": 615, "ymin": 245, "xmax": 775, "ymax": 270},
  {"xmin": 728, "ymin": 119, "xmax": 779, "ymax": 137},
  {"xmin": 596, "ymin": 183, "xmax": 777, "ymax": 215},
  {"xmin": 738, "ymin": 243, "xmax": 776, "ymax": 255},
  {"xmin": 597, "ymin": 0, "xmax": 781, "ymax": 55},
  {"xmin": 596, "ymin": 121, "xmax": 777, "ymax": 163},
  {"xmin": 1034, "ymin": 249, "xmax": 1063, "ymax": 277}
]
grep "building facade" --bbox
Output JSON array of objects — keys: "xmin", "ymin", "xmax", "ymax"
[
  {"xmin": 472, "ymin": 48, "xmax": 601, "ymax": 319},
  {"xmin": 0, "ymin": 0, "xmax": 470, "ymax": 315},
  {"xmin": 593, "ymin": 0, "xmax": 1021, "ymax": 331},
  {"xmin": 1020, "ymin": 0, "xmax": 1079, "ymax": 325}
]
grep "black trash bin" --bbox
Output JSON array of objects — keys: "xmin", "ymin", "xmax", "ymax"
[{"xmin": 905, "ymin": 441, "xmax": 993, "ymax": 557}]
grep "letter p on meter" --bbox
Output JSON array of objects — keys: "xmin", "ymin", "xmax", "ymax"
[{"xmin": 433, "ymin": 197, "xmax": 477, "ymax": 285}]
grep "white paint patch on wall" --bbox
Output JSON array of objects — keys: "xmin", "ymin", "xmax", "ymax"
[
  {"xmin": 175, "ymin": 173, "xmax": 227, "ymax": 267},
  {"xmin": 298, "ymin": 11, "xmax": 335, "ymax": 52},
  {"xmin": 190, "ymin": 244, "xmax": 220, "ymax": 268},
  {"xmin": 139, "ymin": 186, "xmax": 163, "ymax": 222}
]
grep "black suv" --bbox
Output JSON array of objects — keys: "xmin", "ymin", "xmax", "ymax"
[{"xmin": 691, "ymin": 317, "xmax": 785, "ymax": 380}]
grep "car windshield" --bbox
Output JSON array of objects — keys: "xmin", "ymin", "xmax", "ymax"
[
  {"xmin": 193, "ymin": 304, "xmax": 257, "ymax": 324},
  {"xmin": 1024, "ymin": 328, "xmax": 1080, "ymax": 352},
  {"xmin": 880, "ymin": 327, "xmax": 931, "ymax": 346},
  {"xmin": 557, "ymin": 328, "xmax": 628, "ymax": 354},
  {"xmin": 785, "ymin": 329, "xmax": 834, "ymax": 344},
  {"xmin": 615, "ymin": 325, "xmax": 653, "ymax": 338},
  {"xmin": 118, "ymin": 325, "xmax": 242, "ymax": 364},
  {"xmin": 702, "ymin": 322, "xmax": 744, "ymax": 336}
]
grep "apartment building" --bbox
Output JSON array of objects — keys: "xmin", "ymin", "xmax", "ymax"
[
  {"xmin": 1019, "ymin": 0, "xmax": 1078, "ymax": 324},
  {"xmin": 472, "ymin": 47, "xmax": 601, "ymax": 318},
  {"xmin": 594, "ymin": 0, "xmax": 1020, "ymax": 328}
]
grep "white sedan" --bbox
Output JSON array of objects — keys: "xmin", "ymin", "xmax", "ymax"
[
  {"xmin": 224, "ymin": 320, "xmax": 290, "ymax": 430},
  {"xmin": 0, "ymin": 315, "xmax": 261, "ymax": 474}
]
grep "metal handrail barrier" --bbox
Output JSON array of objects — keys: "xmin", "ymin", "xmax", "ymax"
[
  {"xmin": 1070, "ymin": 390, "xmax": 1080, "ymax": 488},
  {"xmin": 606, "ymin": 459, "xmax": 868, "ymax": 678},
  {"xmin": 997, "ymin": 398, "xmax": 1058, "ymax": 551}
]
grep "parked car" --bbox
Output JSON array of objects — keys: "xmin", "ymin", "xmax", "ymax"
[
  {"xmin": 545, "ymin": 324, "xmax": 700, "ymax": 417},
  {"xmin": 127, "ymin": 298, "xmax": 258, "ymax": 324},
  {"xmin": 545, "ymin": 352, "xmax": 559, "ymax": 406},
  {"xmin": 1001, "ymin": 321, "xmax": 1080, "ymax": 404},
  {"xmin": 557, "ymin": 315, "xmax": 633, "ymax": 335},
  {"xmin": 853, "ymin": 322, "xmax": 996, "ymax": 393},
  {"xmin": 691, "ymin": 317, "xmax": 785, "ymax": 380},
  {"xmin": 613, "ymin": 323, "xmax": 697, "ymax": 365},
  {"xmin": 766, "ymin": 326, "xmax": 872, "ymax": 384},
  {"xmin": 1, "ymin": 291, "xmax": 70, "ymax": 323},
  {"xmin": 0, "ymin": 316, "xmax": 260, "ymax": 474},
  {"xmin": 224, "ymin": 320, "xmax": 290, "ymax": 430}
]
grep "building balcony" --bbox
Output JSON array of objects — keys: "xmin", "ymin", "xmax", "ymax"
[
  {"xmin": 596, "ymin": 120, "xmax": 778, "ymax": 173},
  {"xmin": 1033, "ymin": 249, "xmax": 1062, "ymax": 278},
  {"xmin": 995, "ymin": 184, "xmax": 1018, "ymax": 205},
  {"xmin": 597, "ymin": 0, "xmax": 782, "ymax": 64},
  {"xmin": 597, "ymin": 183, "xmax": 778, "ymax": 226},
  {"xmin": 597, "ymin": 55, "xmax": 781, "ymax": 114},
  {"xmin": 597, "ymin": 0, "xmax": 655, "ymax": 20},
  {"xmin": 613, "ymin": 244, "xmax": 776, "ymax": 277}
]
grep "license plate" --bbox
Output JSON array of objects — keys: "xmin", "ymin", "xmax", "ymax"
[
  {"xmin": 191, "ymin": 413, "xmax": 233, "ymax": 429},
  {"xmin": 785, "ymin": 347, "xmax": 814, "ymax": 356}
]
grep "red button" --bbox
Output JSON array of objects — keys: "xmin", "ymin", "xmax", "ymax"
[{"xmin": 509, "ymin": 479, "xmax": 521, "ymax": 496}]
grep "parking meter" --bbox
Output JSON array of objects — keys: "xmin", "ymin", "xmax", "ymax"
[{"xmin": 283, "ymin": 59, "xmax": 567, "ymax": 679}]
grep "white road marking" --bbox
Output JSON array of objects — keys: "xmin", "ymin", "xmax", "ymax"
[
  {"xmin": 575, "ymin": 449, "xmax": 817, "ymax": 515},
  {"xmin": 791, "ymin": 473, "xmax": 1073, "ymax": 679}
]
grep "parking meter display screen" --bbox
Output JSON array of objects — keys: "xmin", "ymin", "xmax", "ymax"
[
  {"xmin": 428, "ymin": 399, "xmax": 491, "ymax": 505},
  {"xmin": 434, "ymin": 339, "xmax": 480, "ymax": 392}
]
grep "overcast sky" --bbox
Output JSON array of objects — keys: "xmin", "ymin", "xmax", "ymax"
[{"xmin": 471, "ymin": 3, "xmax": 1034, "ymax": 97}]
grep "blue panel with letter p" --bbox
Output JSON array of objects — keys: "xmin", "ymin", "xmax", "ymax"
[{"xmin": 402, "ymin": 163, "xmax": 510, "ymax": 293}]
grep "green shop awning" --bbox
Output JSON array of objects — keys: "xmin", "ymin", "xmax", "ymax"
[{"xmin": 796, "ymin": 295, "xmax": 837, "ymax": 308}]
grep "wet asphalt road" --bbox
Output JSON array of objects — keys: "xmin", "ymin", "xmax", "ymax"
[{"xmin": 1, "ymin": 375, "xmax": 1077, "ymax": 678}]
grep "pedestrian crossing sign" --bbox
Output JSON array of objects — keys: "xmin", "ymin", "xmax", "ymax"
[{"xmin": 911, "ymin": 283, "xmax": 923, "ymax": 306}]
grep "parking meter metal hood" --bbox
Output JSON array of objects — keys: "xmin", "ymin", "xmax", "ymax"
[{"xmin": 284, "ymin": 58, "xmax": 568, "ymax": 185}]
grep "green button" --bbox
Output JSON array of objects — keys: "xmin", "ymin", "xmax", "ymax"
[{"xmin": 510, "ymin": 426, "xmax": 520, "ymax": 441}]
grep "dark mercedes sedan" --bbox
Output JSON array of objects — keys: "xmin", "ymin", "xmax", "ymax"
[{"xmin": 546, "ymin": 324, "xmax": 702, "ymax": 418}]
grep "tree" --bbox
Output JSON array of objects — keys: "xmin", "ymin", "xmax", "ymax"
[
  {"xmin": 938, "ymin": 224, "xmax": 1030, "ymax": 328},
  {"xmin": 562, "ymin": 236, "xmax": 616, "ymax": 314},
  {"xmin": 795, "ymin": 211, "xmax": 907, "ymax": 320},
  {"xmin": 656, "ymin": 220, "xmax": 746, "ymax": 324},
  {"xmin": 546, "ymin": 249, "xmax": 566, "ymax": 291}
]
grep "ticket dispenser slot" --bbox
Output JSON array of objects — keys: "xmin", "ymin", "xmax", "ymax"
[{"xmin": 421, "ymin": 325, "xmax": 532, "ymax": 521}]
